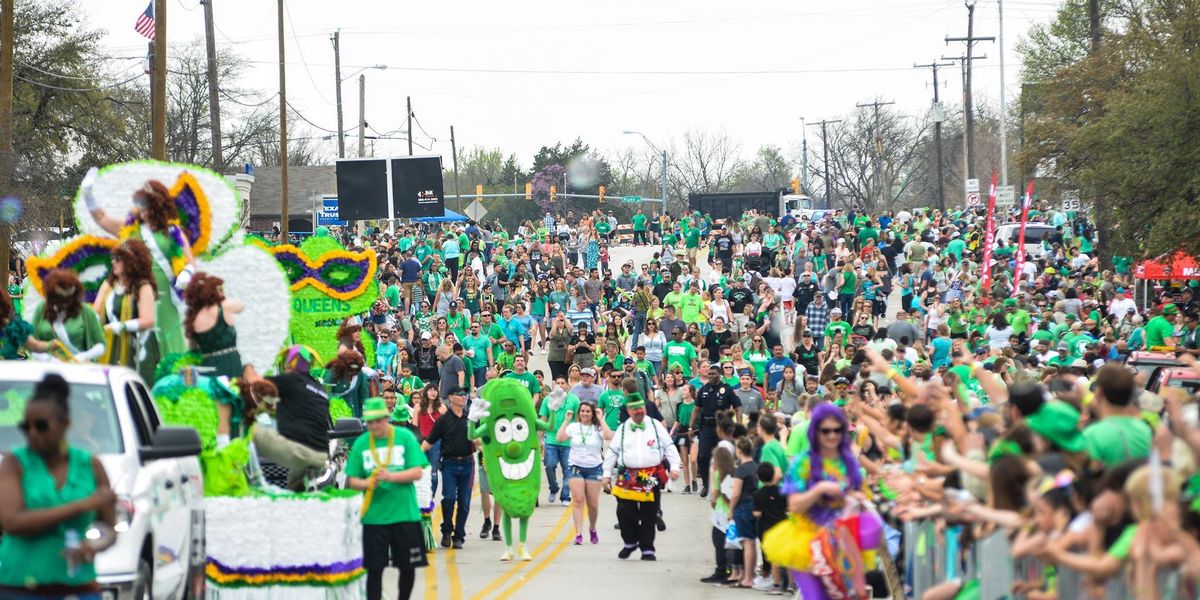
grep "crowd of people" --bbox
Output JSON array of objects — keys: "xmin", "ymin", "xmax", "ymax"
[{"xmin": 4, "ymin": 186, "xmax": 1200, "ymax": 599}]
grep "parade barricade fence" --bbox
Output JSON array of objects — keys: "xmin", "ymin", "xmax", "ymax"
[{"xmin": 902, "ymin": 517, "xmax": 1190, "ymax": 600}]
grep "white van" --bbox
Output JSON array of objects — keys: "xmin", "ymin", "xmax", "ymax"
[
  {"xmin": 0, "ymin": 362, "xmax": 206, "ymax": 599},
  {"xmin": 994, "ymin": 223, "xmax": 1058, "ymax": 260}
]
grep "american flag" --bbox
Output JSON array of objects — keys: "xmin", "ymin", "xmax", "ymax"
[{"xmin": 135, "ymin": 2, "xmax": 155, "ymax": 40}]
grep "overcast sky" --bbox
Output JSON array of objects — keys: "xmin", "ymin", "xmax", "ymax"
[{"xmin": 88, "ymin": 0, "xmax": 1062, "ymax": 169}]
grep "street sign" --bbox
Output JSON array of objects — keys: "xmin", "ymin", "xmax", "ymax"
[
  {"xmin": 464, "ymin": 199, "xmax": 488, "ymax": 221},
  {"xmin": 622, "ymin": 195, "xmax": 642, "ymax": 204},
  {"xmin": 995, "ymin": 185, "xmax": 1016, "ymax": 207},
  {"xmin": 317, "ymin": 196, "xmax": 346, "ymax": 226},
  {"xmin": 965, "ymin": 178, "xmax": 980, "ymax": 193},
  {"xmin": 1061, "ymin": 190, "xmax": 1081, "ymax": 212},
  {"xmin": 965, "ymin": 192, "xmax": 981, "ymax": 207}
]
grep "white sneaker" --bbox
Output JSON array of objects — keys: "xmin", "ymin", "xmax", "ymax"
[
  {"xmin": 752, "ymin": 577, "xmax": 774, "ymax": 592},
  {"xmin": 547, "ymin": 497, "xmax": 557, "ymax": 506},
  {"xmin": 518, "ymin": 543, "xmax": 532, "ymax": 561},
  {"xmin": 499, "ymin": 547, "xmax": 513, "ymax": 562}
]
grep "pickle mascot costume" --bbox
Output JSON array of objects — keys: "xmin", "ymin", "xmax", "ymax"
[{"xmin": 466, "ymin": 379, "xmax": 550, "ymax": 561}]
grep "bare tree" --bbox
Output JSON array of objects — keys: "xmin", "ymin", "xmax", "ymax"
[
  {"xmin": 813, "ymin": 104, "xmax": 928, "ymax": 213},
  {"xmin": 669, "ymin": 129, "xmax": 741, "ymax": 212},
  {"xmin": 733, "ymin": 145, "xmax": 793, "ymax": 192}
]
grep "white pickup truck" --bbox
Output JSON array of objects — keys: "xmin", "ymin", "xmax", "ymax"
[{"xmin": 0, "ymin": 362, "xmax": 206, "ymax": 599}]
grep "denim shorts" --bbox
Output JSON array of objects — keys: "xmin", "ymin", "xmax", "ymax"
[
  {"xmin": 567, "ymin": 464, "xmax": 603, "ymax": 481},
  {"xmin": 733, "ymin": 502, "xmax": 758, "ymax": 540}
]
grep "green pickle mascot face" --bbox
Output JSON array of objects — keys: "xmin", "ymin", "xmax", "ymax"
[{"xmin": 468, "ymin": 378, "xmax": 549, "ymax": 561}]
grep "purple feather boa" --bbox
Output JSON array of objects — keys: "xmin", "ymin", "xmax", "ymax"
[{"xmin": 206, "ymin": 556, "xmax": 363, "ymax": 577}]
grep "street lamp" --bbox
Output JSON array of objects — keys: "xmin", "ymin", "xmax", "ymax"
[
  {"xmin": 622, "ymin": 130, "xmax": 669, "ymax": 212},
  {"xmin": 336, "ymin": 64, "xmax": 386, "ymax": 158}
]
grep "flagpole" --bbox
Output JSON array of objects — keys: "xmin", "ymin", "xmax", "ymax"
[
  {"xmin": 1012, "ymin": 179, "xmax": 1035, "ymax": 297},
  {"xmin": 151, "ymin": 0, "xmax": 166, "ymax": 160}
]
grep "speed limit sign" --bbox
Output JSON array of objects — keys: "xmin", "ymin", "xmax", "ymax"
[
  {"xmin": 966, "ymin": 191, "xmax": 981, "ymax": 207},
  {"xmin": 1061, "ymin": 190, "xmax": 1081, "ymax": 212}
]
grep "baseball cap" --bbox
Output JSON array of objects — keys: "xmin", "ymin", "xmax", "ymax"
[
  {"xmin": 446, "ymin": 386, "xmax": 468, "ymax": 397},
  {"xmin": 449, "ymin": 300, "xmax": 458, "ymax": 308},
  {"xmin": 581, "ymin": 367, "xmax": 597, "ymax": 376},
  {"xmin": 623, "ymin": 357, "xmax": 635, "ymax": 365},
  {"xmin": 420, "ymin": 331, "xmax": 432, "ymax": 340}
]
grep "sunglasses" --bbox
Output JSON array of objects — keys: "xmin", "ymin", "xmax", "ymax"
[
  {"xmin": 820, "ymin": 427, "xmax": 844, "ymax": 436},
  {"xmin": 18, "ymin": 418, "xmax": 51, "ymax": 434}
]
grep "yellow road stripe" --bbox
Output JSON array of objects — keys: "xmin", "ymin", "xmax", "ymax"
[
  {"xmin": 467, "ymin": 508, "xmax": 572, "ymax": 600},
  {"xmin": 445, "ymin": 548, "xmax": 463, "ymax": 600},
  {"xmin": 424, "ymin": 509, "xmax": 443, "ymax": 600},
  {"xmin": 493, "ymin": 515, "xmax": 576, "ymax": 600}
]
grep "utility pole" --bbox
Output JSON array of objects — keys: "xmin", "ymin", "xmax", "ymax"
[
  {"xmin": 357, "ymin": 74, "xmax": 366, "ymax": 157},
  {"xmin": 946, "ymin": 0, "xmax": 994, "ymax": 181},
  {"xmin": 406, "ymin": 97, "xmax": 413, "ymax": 156},
  {"xmin": 151, "ymin": 0, "xmax": 167, "ymax": 159},
  {"xmin": 450, "ymin": 126, "xmax": 460, "ymax": 212},
  {"xmin": 942, "ymin": 53, "xmax": 987, "ymax": 184},
  {"xmin": 855, "ymin": 99, "xmax": 895, "ymax": 212},
  {"xmin": 0, "ymin": 0, "xmax": 13, "ymax": 282},
  {"xmin": 916, "ymin": 61, "xmax": 954, "ymax": 211},
  {"xmin": 202, "ymin": 0, "xmax": 223, "ymax": 171},
  {"xmin": 997, "ymin": 0, "xmax": 1008, "ymax": 185},
  {"xmin": 332, "ymin": 29, "xmax": 344, "ymax": 158},
  {"xmin": 808, "ymin": 119, "xmax": 842, "ymax": 209},
  {"xmin": 1088, "ymin": 0, "xmax": 1101, "ymax": 52},
  {"xmin": 277, "ymin": 0, "xmax": 288, "ymax": 240},
  {"xmin": 660, "ymin": 149, "xmax": 668, "ymax": 210},
  {"xmin": 800, "ymin": 117, "xmax": 809, "ymax": 195}
]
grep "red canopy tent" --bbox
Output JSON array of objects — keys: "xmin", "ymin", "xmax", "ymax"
[{"xmin": 1134, "ymin": 252, "xmax": 1200, "ymax": 280}]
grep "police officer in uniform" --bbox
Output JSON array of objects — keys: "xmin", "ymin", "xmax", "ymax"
[{"xmin": 690, "ymin": 362, "xmax": 742, "ymax": 498}]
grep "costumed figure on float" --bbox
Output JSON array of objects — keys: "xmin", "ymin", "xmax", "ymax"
[
  {"xmin": 467, "ymin": 378, "xmax": 551, "ymax": 561},
  {"xmin": 94, "ymin": 239, "xmax": 159, "ymax": 382},
  {"xmin": 29, "ymin": 269, "xmax": 106, "ymax": 362},
  {"xmin": 762, "ymin": 403, "xmax": 882, "ymax": 600}
]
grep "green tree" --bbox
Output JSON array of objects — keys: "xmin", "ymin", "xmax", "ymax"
[{"xmin": 1017, "ymin": 0, "xmax": 1200, "ymax": 258}]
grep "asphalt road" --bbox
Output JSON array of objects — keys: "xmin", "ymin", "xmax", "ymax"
[{"xmin": 387, "ymin": 244, "xmax": 746, "ymax": 600}]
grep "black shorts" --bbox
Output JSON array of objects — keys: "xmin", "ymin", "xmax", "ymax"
[{"xmin": 363, "ymin": 521, "xmax": 430, "ymax": 570}]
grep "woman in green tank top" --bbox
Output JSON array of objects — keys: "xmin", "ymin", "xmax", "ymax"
[{"xmin": 0, "ymin": 374, "xmax": 117, "ymax": 596}]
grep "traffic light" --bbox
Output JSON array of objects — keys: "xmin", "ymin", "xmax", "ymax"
[
  {"xmin": 598, "ymin": 185, "xmax": 606, "ymax": 203},
  {"xmin": 549, "ymin": 185, "xmax": 557, "ymax": 202},
  {"xmin": 525, "ymin": 182, "xmax": 532, "ymax": 200},
  {"xmin": 791, "ymin": 178, "xmax": 801, "ymax": 195},
  {"xmin": 476, "ymin": 184, "xmax": 483, "ymax": 202}
]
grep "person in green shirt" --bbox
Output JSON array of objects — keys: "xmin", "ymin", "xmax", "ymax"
[
  {"xmin": 756, "ymin": 417, "xmax": 788, "ymax": 483},
  {"xmin": 631, "ymin": 210, "xmax": 648, "ymax": 246},
  {"xmin": 496, "ymin": 340, "xmax": 519, "ymax": 373},
  {"xmin": 395, "ymin": 362, "xmax": 425, "ymax": 406},
  {"xmin": 683, "ymin": 226, "xmax": 701, "ymax": 269},
  {"xmin": 1081, "ymin": 364, "xmax": 1153, "ymax": 467},
  {"xmin": 678, "ymin": 284, "xmax": 706, "ymax": 325},
  {"xmin": 1004, "ymin": 298, "xmax": 1031, "ymax": 337},
  {"xmin": 664, "ymin": 329, "xmax": 698, "ymax": 378},
  {"xmin": 345, "ymin": 397, "xmax": 429, "ymax": 598},
  {"xmin": 598, "ymin": 367, "xmax": 627, "ymax": 429},
  {"xmin": 0, "ymin": 373, "xmax": 118, "ymax": 594},
  {"xmin": 446, "ymin": 302, "xmax": 469, "ymax": 340},
  {"xmin": 1144, "ymin": 304, "xmax": 1179, "ymax": 347},
  {"xmin": 503, "ymin": 355, "xmax": 542, "ymax": 403},
  {"xmin": 824, "ymin": 308, "xmax": 852, "ymax": 345},
  {"xmin": 384, "ymin": 275, "xmax": 402, "ymax": 309},
  {"xmin": 662, "ymin": 281, "xmax": 684, "ymax": 315},
  {"xmin": 538, "ymin": 380, "xmax": 580, "ymax": 505},
  {"xmin": 836, "ymin": 263, "xmax": 857, "ymax": 316},
  {"xmin": 461, "ymin": 322, "xmax": 493, "ymax": 378}
]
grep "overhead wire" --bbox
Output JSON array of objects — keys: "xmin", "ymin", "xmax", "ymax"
[
  {"xmin": 15, "ymin": 72, "xmax": 144, "ymax": 92},
  {"xmin": 283, "ymin": 2, "xmax": 334, "ymax": 106}
]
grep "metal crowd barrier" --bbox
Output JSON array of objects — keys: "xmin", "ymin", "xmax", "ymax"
[{"xmin": 900, "ymin": 518, "xmax": 1187, "ymax": 600}]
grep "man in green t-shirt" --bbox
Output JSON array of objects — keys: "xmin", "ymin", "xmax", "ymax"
[
  {"xmin": 1144, "ymin": 304, "xmax": 1179, "ymax": 347},
  {"xmin": 756, "ymin": 417, "xmax": 788, "ymax": 483},
  {"xmin": 631, "ymin": 210, "xmax": 648, "ymax": 246},
  {"xmin": 595, "ymin": 217, "xmax": 612, "ymax": 243},
  {"xmin": 503, "ymin": 355, "xmax": 541, "ymax": 403},
  {"xmin": 664, "ymin": 329, "xmax": 698, "ymax": 377},
  {"xmin": 344, "ymin": 398, "xmax": 430, "ymax": 593},
  {"xmin": 538, "ymin": 379, "xmax": 580, "ymax": 505},
  {"xmin": 683, "ymin": 226, "xmax": 702, "ymax": 269},
  {"xmin": 1082, "ymin": 364, "xmax": 1152, "ymax": 467},
  {"xmin": 598, "ymin": 366, "xmax": 626, "ymax": 429}
]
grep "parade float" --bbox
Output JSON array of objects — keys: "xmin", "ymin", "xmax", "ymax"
[{"xmin": 23, "ymin": 161, "xmax": 369, "ymax": 598}]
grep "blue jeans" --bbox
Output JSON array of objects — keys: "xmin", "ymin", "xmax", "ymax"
[
  {"xmin": 838, "ymin": 293, "xmax": 855, "ymax": 318},
  {"xmin": 473, "ymin": 367, "xmax": 488, "ymax": 388},
  {"xmin": 425, "ymin": 441, "xmax": 441, "ymax": 497},
  {"xmin": 543, "ymin": 444, "xmax": 572, "ymax": 502},
  {"xmin": 629, "ymin": 311, "xmax": 646, "ymax": 348},
  {"xmin": 440, "ymin": 459, "xmax": 474, "ymax": 541}
]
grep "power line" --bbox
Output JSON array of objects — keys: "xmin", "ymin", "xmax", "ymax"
[
  {"xmin": 14, "ymin": 72, "xmax": 144, "ymax": 92},
  {"xmin": 218, "ymin": 88, "xmax": 278, "ymax": 108},
  {"xmin": 15, "ymin": 58, "xmax": 142, "ymax": 81},
  {"xmin": 284, "ymin": 99, "xmax": 354, "ymax": 134},
  {"xmin": 283, "ymin": 3, "xmax": 333, "ymax": 106}
]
